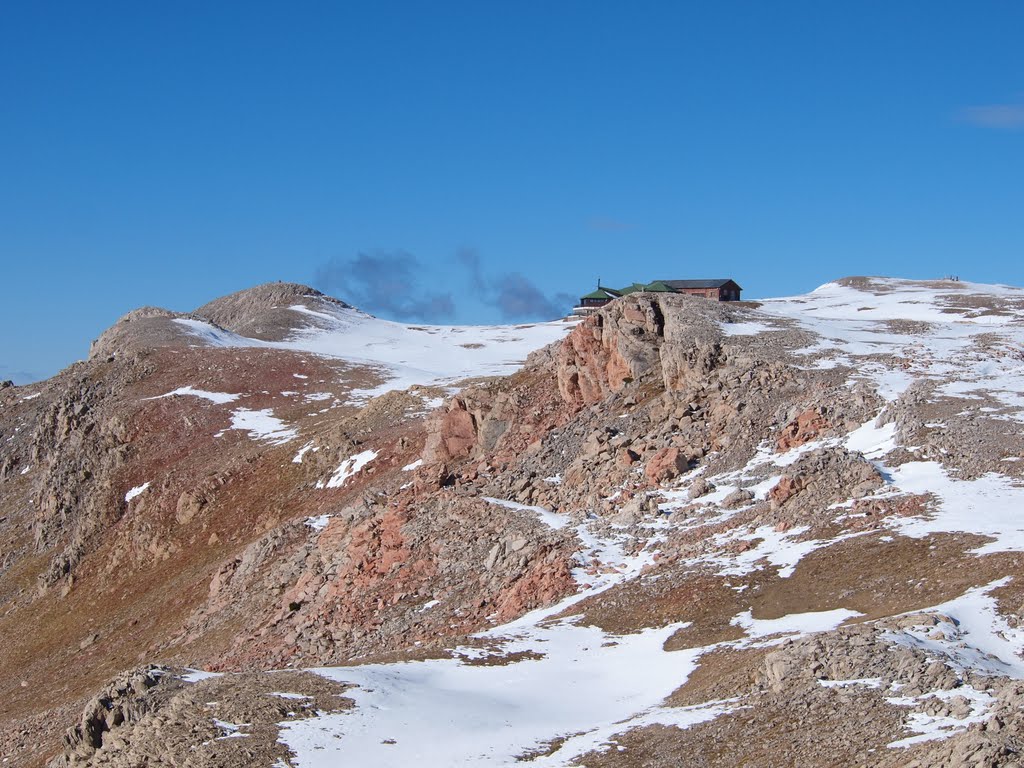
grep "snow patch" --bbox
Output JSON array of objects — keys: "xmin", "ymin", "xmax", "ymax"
[
  {"xmin": 175, "ymin": 304, "xmax": 575, "ymax": 402},
  {"xmin": 731, "ymin": 608, "xmax": 863, "ymax": 638},
  {"xmin": 124, "ymin": 482, "xmax": 150, "ymax": 503},
  {"xmin": 281, "ymin": 620, "xmax": 711, "ymax": 767},
  {"xmin": 222, "ymin": 408, "xmax": 297, "ymax": 445},
  {"xmin": 149, "ymin": 386, "xmax": 241, "ymax": 405},
  {"xmin": 887, "ymin": 685, "xmax": 994, "ymax": 748},
  {"xmin": 720, "ymin": 321, "xmax": 774, "ymax": 336},
  {"xmin": 483, "ymin": 497, "xmax": 570, "ymax": 531},
  {"xmin": 318, "ymin": 450, "xmax": 378, "ymax": 489},
  {"xmin": 305, "ymin": 515, "xmax": 332, "ymax": 531},
  {"xmin": 179, "ymin": 669, "xmax": 222, "ymax": 683},
  {"xmin": 293, "ymin": 442, "xmax": 317, "ymax": 463}
]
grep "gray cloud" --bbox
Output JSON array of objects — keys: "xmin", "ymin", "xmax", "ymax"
[
  {"xmin": 314, "ymin": 251, "xmax": 456, "ymax": 322},
  {"xmin": 456, "ymin": 248, "xmax": 574, "ymax": 320},
  {"xmin": 456, "ymin": 247, "xmax": 487, "ymax": 293},
  {"xmin": 314, "ymin": 248, "xmax": 572, "ymax": 323},
  {"xmin": 493, "ymin": 273, "xmax": 571, "ymax": 321},
  {"xmin": 959, "ymin": 102, "xmax": 1024, "ymax": 129}
]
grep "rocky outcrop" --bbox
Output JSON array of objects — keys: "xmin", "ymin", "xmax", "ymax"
[
  {"xmin": 644, "ymin": 446, "xmax": 692, "ymax": 484},
  {"xmin": 49, "ymin": 668, "xmax": 351, "ymax": 768},
  {"xmin": 423, "ymin": 396, "xmax": 481, "ymax": 464},
  {"xmin": 767, "ymin": 447, "xmax": 884, "ymax": 511},
  {"xmin": 193, "ymin": 282, "xmax": 351, "ymax": 341},
  {"xmin": 777, "ymin": 407, "xmax": 831, "ymax": 451},
  {"xmin": 88, "ymin": 307, "xmax": 184, "ymax": 361},
  {"xmin": 756, "ymin": 620, "xmax": 1024, "ymax": 767},
  {"xmin": 30, "ymin": 364, "xmax": 141, "ymax": 589},
  {"xmin": 52, "ymin": 666, "xmax": 174, "ymax": 765}
]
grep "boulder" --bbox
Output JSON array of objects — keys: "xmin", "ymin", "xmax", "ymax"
[{"xmin": 644, "ymin": 447, "xmax": 690, "ymax": 484}]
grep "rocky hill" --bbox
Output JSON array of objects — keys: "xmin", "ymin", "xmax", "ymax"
[{"xmin": 2, "ymin": 277, "xmax": 1024, "ymax": 766}]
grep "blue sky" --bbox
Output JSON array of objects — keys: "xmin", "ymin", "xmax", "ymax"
[{"xmin": 2, "ymin": 2, "xmax": 1023, "ymax": 383}]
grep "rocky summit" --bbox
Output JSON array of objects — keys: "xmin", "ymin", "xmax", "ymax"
[{"xmin": 2, "ymin": 276, "xmax": 1024, "ymax": 767}]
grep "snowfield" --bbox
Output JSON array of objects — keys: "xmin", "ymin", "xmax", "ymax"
[
  {"xmin": 758, "ymin": 279, "xmax": 1024, "ymax": 414},
  {"xmin": 175, "ymin": 303, "xmax": 576, "ymax": 401}
]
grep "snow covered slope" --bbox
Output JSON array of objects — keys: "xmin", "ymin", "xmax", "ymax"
[
  {"xmin": 175, "ymin": 302, "xmax": 575, "ymax": 399},
  {"xmin": 757, "ymin": 277, "xmax": 1024, "ymax": 408}
]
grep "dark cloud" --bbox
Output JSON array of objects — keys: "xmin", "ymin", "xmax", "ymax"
[
  {"xmin": 314, "ymin": 248, "xmax": 572, "ymax": 323},
  {"xmin": 456, "ymin": 249, "xmax": 574, "ymax": 321},
  {"xmin": 456, "ymin": 247, "xmax": 487, "ymax": 293},
  {"xmin": 493, "ymin": 273, "xmax": 569, "ymax": 321},
  {"xmin": 959, "ymin": 102, "xmax": 1024, "ymax": 129},
  {"xmin": 314, "ymin": 251, "xmax": 456, "ymax": 322}
]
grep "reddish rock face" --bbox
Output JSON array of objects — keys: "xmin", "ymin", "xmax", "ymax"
[
  {"xmin": 555, "ymin": 299, "xmax": 663, "ymax": 408},
  {"xmin": 490, "ymin": 554, "xmax": 575, "ymax": 623},
  {"xmin": 556, "ymin": 316, "xmax": 624, "ymax": 407},
  {"xmin": 769, "ymin": 474, "xmax": 808, "ymax": 505},
  {"xmin": 644, "ymin": 447, "xmax": 690, "ymax": 484},
  {"xmin": 425, "ymin": 398, "xmax": 478, "ymax": 463},
  {"xmin": 441, "ymin": 401, "xmax": 477, "ymax": 459},
  {"xmin": 777, "ymin": 408, "xmax": 829, "ymax": 451}
]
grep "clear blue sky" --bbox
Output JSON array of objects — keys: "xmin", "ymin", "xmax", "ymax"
[{"xmin": 2, "ymin": 2, "xmax": 1023, "ymax": 383}]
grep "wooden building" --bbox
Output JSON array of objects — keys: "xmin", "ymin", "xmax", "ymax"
[
  {"xmin": 656, "ymin": 279, "xmax": 742, "ymax": 302},
  {"xmin": 572, "ymin": 279, "xmax": 742, "ymax": 316}
]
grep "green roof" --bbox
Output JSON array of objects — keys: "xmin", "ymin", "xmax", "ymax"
[
  {"xmin": 642, "ymin": 281, "xmax": 675, "ymax": 292},
  {"xmin": 618, "ymin": 281, "xmax": 674, "ymax": 294}
]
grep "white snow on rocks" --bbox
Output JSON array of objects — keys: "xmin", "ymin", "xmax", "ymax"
[
  {"xmin": 886, "ymin": 685, "xmax": 994, "ymax": 748},
  {"xmin": 401, "ymin": 459, "xmax": 423, "ymax": 471},
  {"xmin": 211, "ymin": 718, "xmax": 250, "ymax": 740},
  {"xmin": 758, "ymin": 279, "xmax": 1024, "ymax": 409},
  {"xmin": 149, "ymin": 385, "xmax": 241, "ymax": 404},
  {"xmin": 885, "ymin": 462, "xmax": 1024, "ymax": 555},
  {"xmin": 694, "ymin": 524, "xmax": 866, "ymax": 579},
  {"xmin": 281, "ymin": 619, "xmax": 707, "ymax": 768},
  {"xmin": 884, "ymin": 580, "xmax": 1024, "ymax": 680},
  {"xmin": 872, "ymin": 580, "xmax": 1024, "ymax": 749},
  {"xmin": 483, "ymin": 497, "xmax": 570, "ymax": 531},
  {"xmin": 293, "ymin": 442, "xmax": 317, "ymax": 463},
  {"xmin": 124, "ymin": 482, "xmax": 150, "ymax": 503},
  {"xmin": 844, "ymin": 419, "xmax": 897, "ymax": 458},
  {"xmin": 220, "ymin": 408, "xmax": 297, "ymax": 445},
  {"xmin": 818, "ymin": 677, "xmax": 885, "ymax": 689},
  {"xmin": 719, "ymin": 320, "xmax": 775, "ymax": 336},
  {"xmin": 731, "ymin": 608, "xmax": 863, "ymax": 639},
  {"xmin": 317, "ymin": 450, "xmax": 378, "ymax": 489},
  {"xmin": 179, "ymin": 669, "xmax": 222, "ymax": 683},
  {"xmin": 305, "ymin": 515, "xmax": 331, "ymax": 531},
  {"xmin": 832, "ymin": 409, "xmax": 1024, "ymax": 555},
  {"xmin": 270, "ymin": 692, "xmax": 312, "ymax": 701}
]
